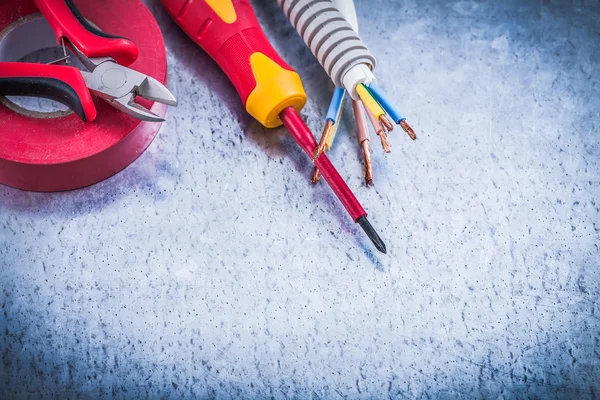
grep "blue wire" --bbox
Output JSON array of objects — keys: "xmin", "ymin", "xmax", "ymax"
[
  {"xmin": 326, "ymin": 87, "xmax": 345, "ymax": 124},
  {"xmin": 367, "ymin": 83, "xmax": 405, "ymax": 124}
]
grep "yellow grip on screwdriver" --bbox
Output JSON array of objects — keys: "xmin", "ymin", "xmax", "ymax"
[
  {"xmin": 246, "ymin": 53, "xmax": 306, "ymax": 128},
  {"xmin": 205, "ymin": 0, "xmax": 237, "ymax": 23},
  {"xmin": 161, "ymin": 0, "xmax": 306, "ymax": 128}
]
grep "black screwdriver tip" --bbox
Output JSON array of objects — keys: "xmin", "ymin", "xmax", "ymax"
[{"xmin": 357, "ymin": 216, "xmax": 387, "ymax": 254}]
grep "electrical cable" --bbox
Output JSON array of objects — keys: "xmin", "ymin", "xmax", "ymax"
[
  {"xmin": 276, "ymin": 0, "xmax": 416, "ymax": 136},
  {"xmin": 313, "ymin": 86, "xmax": 346, "ymax": 183},
  {"xmin": 365, "ymin": 104, "xmax": 391, "ymax": 153},
  {"xmin": 325, "ymin": 89, "xmax": 346, "ymax": 149},
  {"xmin": 284, "ymin": 0, "xmax": 415, "ymax": 186},
  {"xmin": 326, "ymin": 86, "xmax": 345, "ymax": 123},
  {"xmin": 352, "ymin": 99, "xmax": 373, "ymax": 185},
  {"xmin": 366, "ymin": 82, "xmax": 416, "ymax": 140},
  {"xmin": 277, "ymin": 0, "xmax": 376, "ymax": 99},
  {"xmin": 315, "ymin": 86, "xmax": 345, "ymax": 158}
]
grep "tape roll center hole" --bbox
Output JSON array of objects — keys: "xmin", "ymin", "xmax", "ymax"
[{"xmin": 6, "ymin": 47, "xmax": 86, "ymax": 114}]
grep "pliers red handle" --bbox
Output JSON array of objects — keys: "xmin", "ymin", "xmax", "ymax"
[{"xmin": 0, "ymin": 0, "xmax": 177, "ymax": 122}]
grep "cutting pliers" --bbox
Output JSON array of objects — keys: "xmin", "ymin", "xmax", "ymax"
[{"xmin": 0, "ymin": 0, "xmax": 177, "ymax": 122}]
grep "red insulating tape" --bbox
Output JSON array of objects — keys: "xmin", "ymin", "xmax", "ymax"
[{"xmin": 0, "ymin": 0, "xmax": 168, "ymax": 192}]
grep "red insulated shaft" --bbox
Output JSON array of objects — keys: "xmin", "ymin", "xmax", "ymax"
[
  {"xmin": 159, "ymin": 1, "xmax": 385, "ymax": 252},
  {"xmin": 280, "ymin": 107, "xmax": 367, "ymax": 222}
]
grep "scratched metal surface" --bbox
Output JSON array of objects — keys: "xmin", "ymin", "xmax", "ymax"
[{"xmin": 1, "ymin": 0, "xmax": 599, "ymax": 398}]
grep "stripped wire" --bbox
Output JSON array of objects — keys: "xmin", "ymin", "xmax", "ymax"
[
  {"xmin": 284, "ymin": 0, "xmax": 416, "ymax": 185},
  {"xmin": 313, "ymin": 87, "xmax": 346, "ymax": 183},
  {"xmin": 314, "ymin": 87, "xmax": 345, "ymax": 158},
  {"xmin": 325, "ymin": 88, "xmax": 346, "ymax": 150},
  {"xmin": 352, "ymin": 99, "xmax": 373, "ymax": 185},
  {"xmin": 366, "ymin": 83, "xmax": 416, "ymax": 140},
  {"xmin": 356, "ymin": 83, "xmax": 394, "ymax": 132},
  {"xmin": 315, "ymin": 120, "xmax": 333, "ymax": 159},
  {"xmin": 364, "ymin": 104, "xmax": 391, "ymax": 153}
]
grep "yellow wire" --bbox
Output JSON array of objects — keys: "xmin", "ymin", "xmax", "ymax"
[
  {"xmin": 356, "ymin": 83, "xmax": 385, "ymax": 120},
  {"xmin": 325, "ymin": 90, "xmax": 346, "ymax": 149}
]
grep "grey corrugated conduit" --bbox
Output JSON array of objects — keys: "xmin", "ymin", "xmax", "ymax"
[{"xmin": 276, "ymin": 0, "xmax": 376, "ymax": 99}]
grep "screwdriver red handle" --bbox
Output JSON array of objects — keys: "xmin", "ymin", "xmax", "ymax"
[{"xmin": 160, "ymin": 0, "xmax": 306, "ymax": 128}]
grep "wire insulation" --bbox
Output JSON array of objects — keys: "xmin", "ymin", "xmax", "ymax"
[
  {"xmin": 325, "ymin": 89, "xmax": 346, "ymax": 149},
  {"xmin": 357, "ymin": 83, "xmax": 385, "ymax": 119},
  {"xmin": 326, "ymin": 86, "xmax": 345, "ymax": 123},
  {"xmin": 352, "ymin": 99, "xmax": 369, "ymax": 143},
  {"xmin": 367, "ymin": 83, "xmax": 405, "ymax": 124}
]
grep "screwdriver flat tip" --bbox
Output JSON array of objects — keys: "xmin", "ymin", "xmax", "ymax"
[{"xmin": 357, "ymin": 216, "xmax": 387, "ymax": 254}]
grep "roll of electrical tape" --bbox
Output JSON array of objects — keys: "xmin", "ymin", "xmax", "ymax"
[{"xmin": 0, "ymin": 0, "xmax": 169, "ymax": 192}]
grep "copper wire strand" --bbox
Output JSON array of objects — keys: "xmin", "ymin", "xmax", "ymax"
[
  {"xmin": 400, "ymin": 119, "xmax": 417, "ymax": 140},
  {"xmin": 379, "ymin": 129, "xmax": 391, "ymax": 153},
  {"xmin": 312, "ymin": 119, "xmax": 334, "ymax": 183},
  {"xmin": 314, "ymin": 119, "xmax": 333, "ymax": 158},
  {"xmin": 362, "ymin": 140, "xmax": 373, "ymax": 186},
  {"xmin": 364, "ymin": 104, "xmax": 391, "ymax": 153},
  {"xmin": 352, "ymin": 100, "xmax": 373, "ymax": 185},
  {"xmin": 380, "ymin": 114, "xmax": 394, "ymax": 132},
  {"xmin": 311, "ymin": 166, "xmax": 322, "ymax": 184}
]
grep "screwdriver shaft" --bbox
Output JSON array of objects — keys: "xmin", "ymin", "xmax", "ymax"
[{"xmin": 280, "ymin": 107, "xmax": 366, "ymax": 221}]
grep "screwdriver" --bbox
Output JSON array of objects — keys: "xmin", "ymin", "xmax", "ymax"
[{"xmin": 161, "ymin": 0, "xmax": 386, "ymax": 253}]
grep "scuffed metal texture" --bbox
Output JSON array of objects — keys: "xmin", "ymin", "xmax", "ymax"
[{"xmin": 1, "ymin": 0, "xmax": 599, "ymax": 398}]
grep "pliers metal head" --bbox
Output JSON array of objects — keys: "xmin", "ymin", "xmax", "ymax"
[
  {"xmin": 81, "ymin": 60, "xmax": 177, "ymax": 122},
  {"xmin": 74, "ymin": 46, "xmax": 177, "ymax": 122}
]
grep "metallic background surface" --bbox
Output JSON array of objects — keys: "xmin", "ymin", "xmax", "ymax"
[{"xmin": 1, "ymin": 0, "xmax": 599, "ymax": 398}]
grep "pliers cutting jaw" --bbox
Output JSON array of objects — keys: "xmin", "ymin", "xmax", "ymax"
[
  {"xmin": 0, "ymin": 0, "xmax": 176, "ymax": 122},
  {"xmin": 72, "ymin": 46, "xmax": 178, "ymax": 122},
  {"xmin": 82, "ymin": 62, "xmax": 178, "ymax": 122}
]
